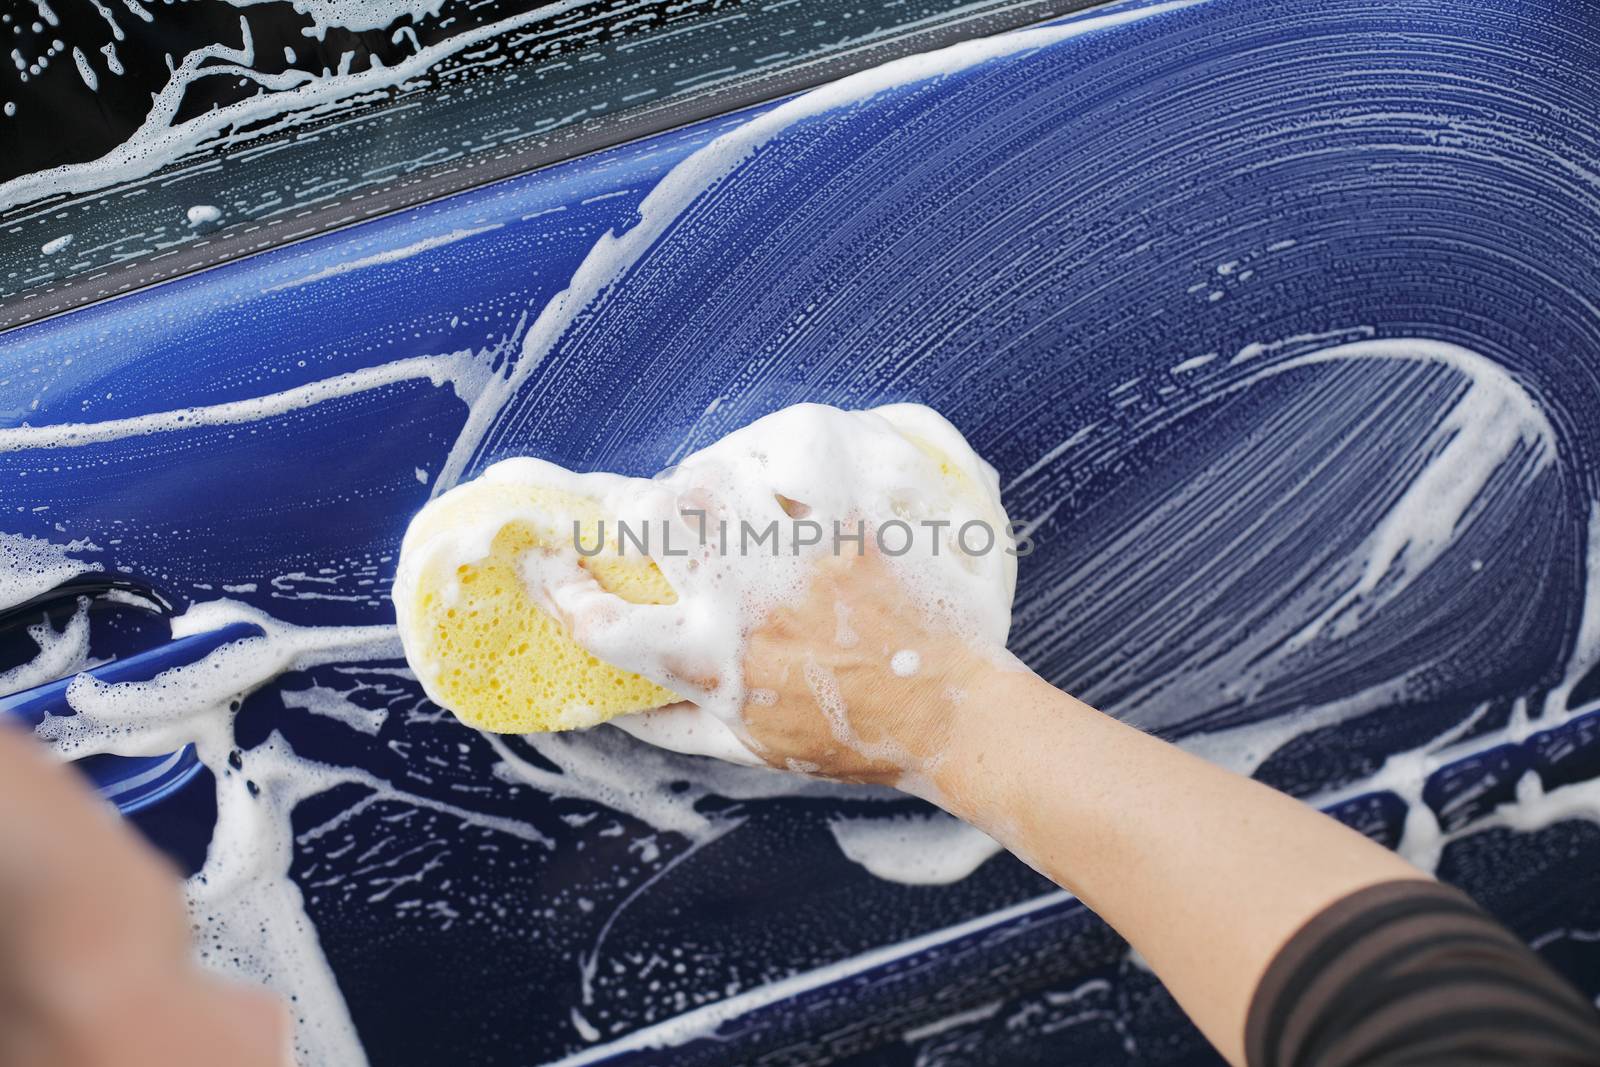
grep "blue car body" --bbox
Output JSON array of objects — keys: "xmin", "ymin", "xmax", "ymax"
[{"xmin": 2, "ymin": 0, "xmax": 1599, "ymax": 1062}]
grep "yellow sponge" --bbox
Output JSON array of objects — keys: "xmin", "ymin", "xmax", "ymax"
[
  {"xmin": 395, "ymin": 405, "xmax": 1011, "ymax": 737},
  {"xmin": 395, "ymin": 477, "xmax": 679, "ymax": 733}
]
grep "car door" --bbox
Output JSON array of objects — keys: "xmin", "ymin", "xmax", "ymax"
[{"xmin": 3, "ymin": 1, "xmax": 1599, "ymax": 1064}]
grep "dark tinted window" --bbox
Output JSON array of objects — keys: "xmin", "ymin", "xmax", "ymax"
[{"xmin": 0, "ymin": 0, "xmax": 1087, "ymax": 325}]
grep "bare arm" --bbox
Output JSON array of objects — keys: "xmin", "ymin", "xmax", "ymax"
[
  {"xmin": 0, "ymin": 724, "xmax": 289, "ymax": 1067},
  {"xmin": 913, "ymin": 667, "xmax": 1425, "ymax": 1065},
  {"xmin": 727, "ymin": 553, "xmax": 1427, "ymax": 1066}
]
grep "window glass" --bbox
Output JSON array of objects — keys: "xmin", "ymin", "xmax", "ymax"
[{"xmin": 0, "ymin": 0, "xmax": 1087, "ymax": 325}]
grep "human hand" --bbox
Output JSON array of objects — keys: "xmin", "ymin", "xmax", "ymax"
[
  {"xmin": 733, "ymin": 549, "xmax": 998, "ymax": 785},
  {"xmin": 0, "ymin": 725, "xmax": 290, "ymax": 1067},
  {"xmin": 546, "ymin": 527, "xmax": 1005, "ymax": 785}
]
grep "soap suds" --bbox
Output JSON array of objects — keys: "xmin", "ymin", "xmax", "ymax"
[
  {"xmin": 828, "ymin": 811, "xmax": 1001, "ymax": 884},
  {"xmin": 0, "ymin": 531, "xmax": 94, "ymax": 611},
  {"xmin": 0, "ymin": 5, "xmax": 600, "ymax": 211},
  {"xmin": 891, "ymin": 649, "xmax": 922, "ymax": 677},
  {"xmin": 400, "ymin": 403, "xmax": 1016, "ymax": 768},
  {"xmin": 0, "ymin": 355, "xmax": 474, "ymax": 453},
  {"xmin": 0, "ymin": 0, "xmax": 1592, "ymax": 1056},
  {"xmin": 185, "ymin": 203, "xmax": 222, "ymax": 227},
  {"xmin": 0, "ymin": 602, "xmax": 91, "ymax": 696},
  {"xmin": 262, "ymin": 224, "xmax": 503, "ymax": 293}
]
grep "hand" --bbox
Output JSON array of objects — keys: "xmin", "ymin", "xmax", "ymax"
[
  {"xmin": 0, "ymin": 726, "xmax": 290, "ymax": 1067},
  {"xmin": 545, "ymin": 514, "xmax": 1003, "ymax": 784},
  {"xmin": 735, "ymin": 550, "xmax": 995, "ymax": 785}
]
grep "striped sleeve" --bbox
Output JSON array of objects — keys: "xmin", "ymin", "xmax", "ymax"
[{"xmin": 1246, "ymin": 879, "xmax": 1600, "ymax": 1067}]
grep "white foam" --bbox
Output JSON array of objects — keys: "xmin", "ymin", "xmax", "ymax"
[
  {"xmin": 401, "ymin": 402, "xmax": 1017, "ymax": 767},
  {"xmin": 261, "ymin": 224, "xmax": 503, "ymax": 292},
  {"xmin": 0, "ymin": 3, "xmax": 593, "ymax": 212},
  {"xmin": 185, "ymin": 203, "xmax": 222, "ymax": 226},
  {"xmin": 891, "ymin": 649, "xmax": 922, "ymax": 677},
  {"xmin": 0, "ymin": 354, "xmax": 471, "ymax": 452},
  {"xmin": 828, "ymin": 811, "xmax": 1001, "ymax": 884},
  {"xmin": 0, "ymin": 530, "xmax": 93, "ymax": 611},
  {"xmin": 221, "ymin": 0, "xmax": 449, "ymax": 37},
  {"xmin": 281, "ymin": 680, "xmax": 389, "ymax": 735},
  {"xmin": 71, "ymin": 45, "xmax": 97, "ymax": 91},
  {"xmin": 0, "ymin": 602, "xmax": 91, "ymax": 697}
]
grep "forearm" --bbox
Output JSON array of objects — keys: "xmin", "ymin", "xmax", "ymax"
[
  {"xmin": 907, "ymin": 661, "xmax": 1426, "ymax": 1067},
  {"xmin": 697, "ymin": 547, "xmax": 1590, "ymax": 1065}
]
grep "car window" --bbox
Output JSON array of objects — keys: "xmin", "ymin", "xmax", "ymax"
[{"xmin": 0, "ymin": 0, "xmax": 1091, "ymax": 329}]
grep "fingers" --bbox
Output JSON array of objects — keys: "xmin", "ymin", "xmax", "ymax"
[
  {"xmin": 609, "ymin": 702, "xmax": 765, "ymax": 766},
  {"xmin": 672, "ymin": 485, "xmax": 728, "ymax": 545},
  {"xmin": 634, "ymin": 484, "xmax": 723, "ymax": 596},
  {"xmin": 0, "ymin": 725, "xmax": 192, "ymax": 963},
  {"xmin": 543, "ymin": 483, "xmax": 742, "ymax": 699},
  {"xmin": 660, "ymin": 652, "xmax": 722, "ymax": 695},
  {"xmin": 195, "ymin": 979, "xmax": 294, "ymax": 1067},
  {"xmin": 537, "ymin": 530, "xmax": 727, "ymax": 702},
  {"xmin": 544, "ymin": 569, "xmax": 691, "ymax": 681}
]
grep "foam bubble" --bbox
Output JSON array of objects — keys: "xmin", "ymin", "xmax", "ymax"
[
  {"xmin": 0, "ymin": 531, "xmax": 94, "ymax": 611},
  {"xmin": 398, "ymin": 402, "xmax": 1017, "ymax": 765},
  {"xmin": 186, "ymin": 203, "xmax": 223, "ymax": 227},
  {"xmin": 890, "ymin": 650, "xmax": 921, "ymax": 677}
]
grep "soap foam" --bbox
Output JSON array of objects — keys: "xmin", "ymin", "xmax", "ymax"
[
  {"xmin": 36, "ymin": 601, "xmax": 400, "ymax": 1067},
  {"xmin": 0, "ymin": 3, "xmax": 599, "ymax": 212},
  {"xmin": 827, "ymin": 811, "xmax": 1002, "ymax": 885},
  {"xmin": 891, "ymin": 650, "xmax": 922, "ymax": 677},
  {"xmin": 0, "ymin": 530, "xmax": 94, "ymax": 612},
  {"xmin": 6, "ymin": 326, "xmax": 1600, "ymax": 1061},
  {"xmin": 397, "ymin": 402, "xmax": 1017, "ymax": 765},
  {"xmin": 0, "ymin": 601, "xmax": 91, "ymax": 696}
]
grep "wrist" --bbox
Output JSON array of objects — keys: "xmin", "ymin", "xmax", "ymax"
[
  {"xmin": 905, "ymin": 656, "xmax": 1079, "ymax": 824},
  {"xmin": 896, "ymin": 646, "xmax": 1043, "ymax": 806},
  {"xmin": 835, "ymin": 638, "xmax": 987, "ymax": 785}
]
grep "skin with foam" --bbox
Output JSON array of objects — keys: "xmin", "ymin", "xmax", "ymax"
[{"xmin": 392, "ymin": 402, "xmax": 1017, "ymax": 765}]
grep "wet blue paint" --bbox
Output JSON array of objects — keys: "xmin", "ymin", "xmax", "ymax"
[{"xmin": 2, "ymin": 0, "xmax": 1598, "ymax": 1062}]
